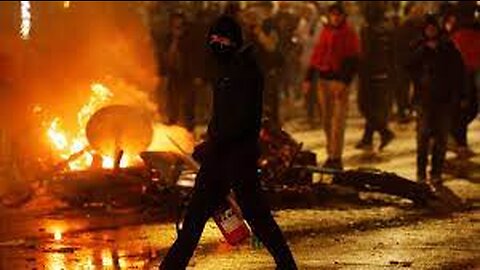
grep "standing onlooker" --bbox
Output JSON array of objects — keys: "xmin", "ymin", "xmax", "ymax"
[
  {"xmin": 276, "ymin": 11, "xmax": 302, "ymax": 121},
  {"xmin": 297, "ymin": 7, "xmax": 321, "ymax": 127},
  {"xmin": 305, "ymin": 3, "xmax": 360, "ymax": 170},
  {"xmin": 159, "ymin": 12, "xmax": 195, "ymax": 131},
  {"xmin": 392, "ymin": 3, "xmax": 425, "ymax": 123},
  {"xmin": 189, "ymin": 7, "xmax": 215, "ymax": 126},
  {"xmin": 250, "ymin": 3, "xmax": 283, "ymax": 128},
  {"xmin": 448, "ymin": 2, "xmax": 480, "ymax": 159},
  {"xmin": 356, "ymin": 2, "xmax": 395, "ymax": 151},
  {"xmin": 407, "ymin": 15, "xmax": 465, "ymax": 185}
]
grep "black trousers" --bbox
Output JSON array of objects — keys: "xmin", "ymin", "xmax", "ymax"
[
  {"xmin": 160, "ymin": 146, "xmax": 297, "ymax": 269},
  {"xmin": 393, "ymin": 70, "xmax": 411, "ymax": 117},
  {"xmin": 451, "ymin": 72, "xmax": 478, "ymax": 147},
  {"xmin": 359, "ymin": 79, "xmax": 393, "ymax": 141},
  {"xmin": 417, "ymin": 110, "xmax": 450, "ymax": 179}
]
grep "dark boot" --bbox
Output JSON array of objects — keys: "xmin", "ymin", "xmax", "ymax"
[
  {"xmin": 355, "ymin": 139, "xmax": 373, "ymax": 151},
  {"xmin": 323, "ymin": 159, "xmax": 343, "ymax": 171},
  {"xmin": 355, "ymin": 129, "xmax": 373, "ymax": 151},
  {"xmin": 417, "ymin": 173, "xmax": 427, "ymax": 184},
  {"xmin": 379, "ymin": 129, "xmax": 395, "ymax": 151}
]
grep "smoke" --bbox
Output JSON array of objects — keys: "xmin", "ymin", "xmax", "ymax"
[
  {"xmin": 1, "ymin": 2, "xmax": 159, "ymax": 131},
  {"xmin": 0, "ymin": 2, "xmax": 164, "ymax": 174}
]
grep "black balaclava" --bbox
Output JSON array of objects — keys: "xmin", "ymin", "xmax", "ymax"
[
  {"xmin": 207, "ymin": 15, "xmax": 243, "ymax": 62},
  {"xmin": 423, "ymin": 14, "xmax": 440, "ymax": 41}
]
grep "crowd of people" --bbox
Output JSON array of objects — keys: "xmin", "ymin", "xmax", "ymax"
[
  {"xmin": 149, "ymin": 1, "xmax": 480, "ymax": 186},
  {"xmin": 150, "ymin": 1, "xmax": 314, "ymax": 130}
]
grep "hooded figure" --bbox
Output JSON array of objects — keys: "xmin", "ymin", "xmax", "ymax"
[
  {"xmin": 407, "ymin": 14, "xmax": 465, "ymax": 184},
  {"xmin": 160, "ymin": 16, "xmax": 297, "ymax": 270},
  {"xmin": 159, "ymin": 12, "xmax": 195, "ymax": 131},
  {"xmin": 205, "ymin": 16, "xmax": 263, "ymax": 149}
]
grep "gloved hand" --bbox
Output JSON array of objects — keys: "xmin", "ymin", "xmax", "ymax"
[{"xmin": 340, "ymin": 57, "xmax": 359, "ymax": 85}]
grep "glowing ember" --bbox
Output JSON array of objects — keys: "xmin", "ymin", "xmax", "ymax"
[
  {"xmin": 101, "ymin": 249, "xmax": 114, "ymax": 267},
  {"xmin": 102, "ymin": 156, "xmax": 114, "ymax": 169},
  {"xmin": 45, "ymin": 224, "xmax": 65, "ymax": 242},
  {"xmin": 54, "ymin": 230, "xmax": 63, "ymax": 241}
]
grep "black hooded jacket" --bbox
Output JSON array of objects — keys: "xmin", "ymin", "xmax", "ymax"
[
  {"xmin": 206, "ymin": 17, "xmax": 264, "ymax": 151},
  {"xmin": 407, "ymin": 36, "xmax": 465, "ymax": 113}
]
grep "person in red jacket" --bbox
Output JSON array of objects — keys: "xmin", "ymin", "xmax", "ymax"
[
  {"xmin": 305, "ymin": 3, "xmax": 360, "ymax": 170},
  {"xmin": 441, "ymin": 3, "xmax": 480, "ymax": 159},
  {"xmin": 449, "ymin": 15, "xmax": 480, "ymax": 159}
]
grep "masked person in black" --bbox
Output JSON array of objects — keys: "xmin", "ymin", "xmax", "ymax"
[
  {"xmin": 159, "ymin": 16, "xmax": 297, "ymax": 270},
  {"xmin": 407, "ymin": 15, "xmax": 465, "ymax": 185}
]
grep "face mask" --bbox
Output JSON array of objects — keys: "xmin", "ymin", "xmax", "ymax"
[
  {"xmin": 424, "ymin": 25, "xmax": 439, "ymax": 41},
  {"xmin": 209, "ymin": 41, "xmax": 236, "ymax": 60}
]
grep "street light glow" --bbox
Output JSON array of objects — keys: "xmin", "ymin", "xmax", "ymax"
[{"xmin": 20, "ymin": 1, "xmax": 31, "ymax": 40}]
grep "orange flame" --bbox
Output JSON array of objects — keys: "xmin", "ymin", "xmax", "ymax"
[
  {"xmin": 43, "ymin": 83, "xmax": 115, "ymax": 170},
  {"xmin": 148, "ymin": 124, "xmax": 195, "ymax": 154},
  {"xmin": 41, "ymin": 82, "xmax": 195, "ymax": 172},
  {"xmin": 47, "ymin": 118, "xmax": 68, "ymax": 151}
]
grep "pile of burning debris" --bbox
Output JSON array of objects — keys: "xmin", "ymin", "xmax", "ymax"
[
  {"xmin": 43, "ymin": 119, "xmax": 319, "ymax": 210},
  {"xmin": 0, "ymin": 82, "xmax": 192, "ymax": 209},
  {"xmin": 0, "ymin": 80, "xmax": 318, "ymax": 210}
]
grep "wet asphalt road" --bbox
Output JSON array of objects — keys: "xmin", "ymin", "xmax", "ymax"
[
  {"xmin": 0, "ymin": 198, "xmax": 478, "ymax": 269},
  {"xmin": 0, "ymin": 118, "xmax": 479, "ymax": 270}
]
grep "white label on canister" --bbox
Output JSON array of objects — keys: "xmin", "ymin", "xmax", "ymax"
[{"xmin": 219, "ymin": 209, "xmax": 243, "ymax": 234}]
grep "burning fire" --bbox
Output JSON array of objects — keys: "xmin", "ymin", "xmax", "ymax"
[
  {"xmin": 39, "ymin": 82, "xmax": 194, "ymax": 171},
  {"xmin": 43, "ymin": 83, "xmax": 113, "ymax": 171}
]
